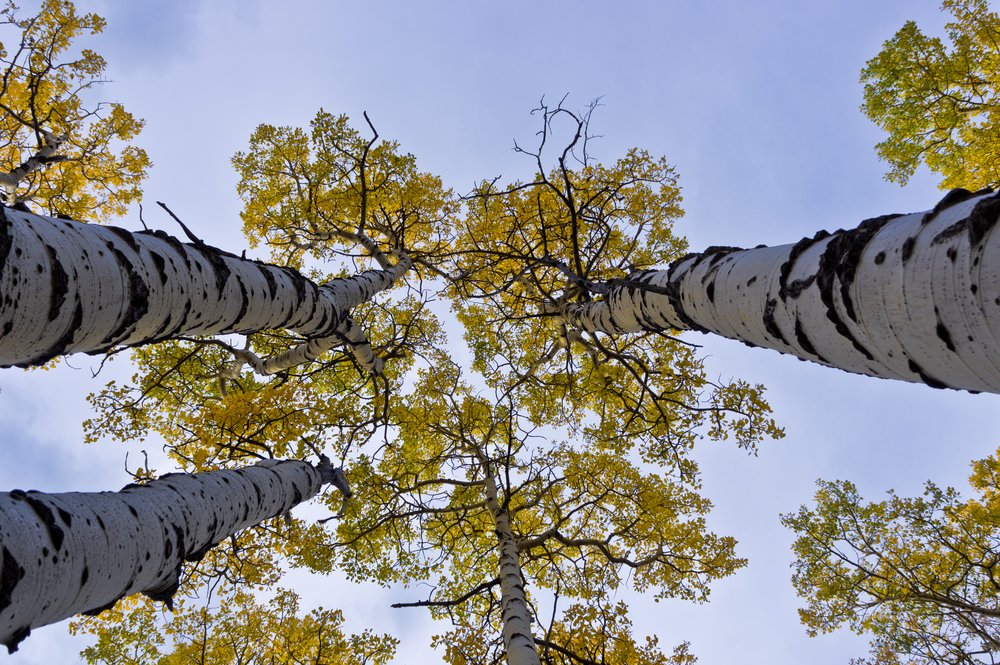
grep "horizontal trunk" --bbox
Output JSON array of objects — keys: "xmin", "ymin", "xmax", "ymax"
[
  {"xmin": 560, "ymin": 188, "xmax": 1000, "ymax": 394},
  {"xmin": 0, "ymin": 459, "xmax": 323, "ymax": 652},
  {"xmin": 0, "ymin": 207, "xmax": 403, "ymax": 368}
]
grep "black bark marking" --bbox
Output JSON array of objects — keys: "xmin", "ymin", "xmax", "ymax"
[
  {"xmin": 150, "ymin": 312, "xmax": 176, "ymax": 341},
  {"xmin": 762, "ymin": 299, "xmax": 789, "ymax": 346},
  {"xmin": 81, "ymin": 566, "xmax": 89, "ymax": 586},
  {"xmin": 706, "ymin": 280, "xmax": 715, "ymax": 303},
  {"xmin": 171, "ymin": 524, "xmax": 186, "ymax": 562},
  {"xmin": 827, "ymin": 214, "xmax": 901, "ymax": 322},
  {"xmin": 184, "ymin": 543, "xmax": 214, "ymax": 563},
  {"xmin": 232, "ymin": 273, "xmax": 250, "ymax": 325},
  {"xmin": 99, "ymin": 243, "xmax": 149, "ymax": 346},
  {"xmin": 936, "ymin": 318, "xmax": 956, "ymax": 352},
  {"xmin": 0, "ymin": 546, "xmax": 24, "ymax": 614},
  {"xmin": 149, "ymin": 251, "xmax": 167, "ymax": 284},
  {"xmin": 778, "ymin": 231, "xmax": 829, "ymax": 301},
  {"xmin": 966, "ymin": 190, "xmax": 1000, "ymax": 247},
  {"xmin": 0, "ymin": 207, "xmax": 11, "ymax": 283},
  {"xmin": 901, "ymin": 236, "xmax": 916, "ymax": 263},
  {"xmin": 703, "ymin": 245, "xmax": 744, "ymax": 259},
  {"xmin": 81, "ymin": 593, "xmax": 125, "ymax": 617},
  {"xmin": 933, "ymin": 220, "xmax": 968, "ymax": 245},
  {"xmin": 106, "ymin": 226, "xmax": 142, "ymax": 254},
  {"xmin": 15, "ymin": 297, "xmax": 83, "ymax": 367},
  {"xmin": 3, "ymin": 625, "xmax": 29, "ymax": 654},
  {"xmin": 921, "ymin": 188, "xmax": 990, "ymax": 225},
  {"xmin": 784, "ymin": 274, "xmax": 816, "ymax": 300},
  {"xmin": 660, "ymin": 261, "xmax": 710, "ymax": 334},
  {"xmin": 143, "ymin": 229, "xmax": 192, "ymax": 271},
  {"xmin": 746, "ymin": 275, "xmax": 756, "ymax": 287},
  {"xmin": 191, "ymin": 244, "xmax": 232, "ymax": 296},
  {"xmin": 259, "ymin": 263, "xmax": 278, "ymax": 299},
  {"xmin": 816, "ymin": 236, "xmax": 877, "ymax": 361},
  {"xmin": 793, "ymin": 318, "xmax": 826, "ymax": 361},
  {"xmin": 837, "ymin": 213, "xmax": 902, "ymax": 321},
  {"xmin": 930, "ymin": 192, "xmax": 1000, "ymax": 250},
  {"xmin": 946, "ymin": 246, "xmax": 957, "ymax": 262},
  {"xmin": 279, "ymin": 266, "xmax": 310, "ymax": 325},
  {"xmin": 313, "ymin": 307, "xmax": 332, "ymax": 336},
  {"xmin": 144, "ymin": 565, "xmax": 182, "ymax": 611},
  {"xmin": 10, "ymin": 491, "xmax": 65, "ymax": 551},
  {"xmin": 169, "ymin": 298, "xmax": 192, "ymax": 339},
  {"xmin": 142, "ymin": 524, "xmax": 185, "ymax": 610},
  {"xmin": 907, "ymin": 359, "xmax": 948, "ymax": 389},
  {"xmin": 44, "ymin": 244, "xmax": 68, "ymax": 322}
]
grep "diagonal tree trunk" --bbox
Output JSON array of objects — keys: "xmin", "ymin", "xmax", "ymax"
[
  {"xmin": 557, "ymin": 188, "xmax": 1000, "ymax": 394},
  {"xmin": 0, "ymin": 457, "xmax": 342, "ymax": 653},
  {"xmin": 0, "ymin": 206, "xmax": 407, "ymax": 369}
]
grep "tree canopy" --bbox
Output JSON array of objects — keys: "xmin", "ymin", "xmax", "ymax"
[
  {"xmin": 0, "ymin": 0, "xmax": 147, "ymax": 219},
  {"xmin": 2, "ymin": 0, "xmax": 1000, "ymax": 664},
  {"xmin": 783, "ymin": 452, "xmax": 1000, "ymax": 665},
  {"xmin": 74, "ymin": 586, "xmax": 398, "ymax": 665},
  {"xmin": 77, "ymin": 101, "xmax": 777, "ymax": 662},
  {"xmin": 862, "ymin": 0, "xmax": 1000, "ymax": 190}
]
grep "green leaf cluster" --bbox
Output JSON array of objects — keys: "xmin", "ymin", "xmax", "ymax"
[
  {"xmin": 782, "ymin": 451, "xmax": 1000, "ymax": 664},
  {"xmin": 0, "ymin": 0, "xmax": 149, "ymax": 218},
  {"xmin": 862, "ymin": 0, "xmax": 1000, "ymax": 189}
]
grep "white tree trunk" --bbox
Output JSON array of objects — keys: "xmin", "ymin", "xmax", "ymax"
[
  {"xmin": 559, "ymin": 188, "xmax": 1000, "ymax": 393},
  {"xmin": 223, "ymin": 255, "xmax": 412, "ymax": 377},
  {"xmin": 483, "ymin": 474, "xmax": 540, "ymax": 665},
  {"xmin": 0, "ymin": 207, "xmax": 404, "ymax": 368},
  {"xmin": 0, "ymin": 459, "xmax": 327, "ymax": 653}
]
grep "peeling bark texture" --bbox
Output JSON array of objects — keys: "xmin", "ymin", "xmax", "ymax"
[
  {"xmin": 0, "ymin": 459, "xmax": 326, "ymax": 653},
  {"xmin": 483, "ymin": 475, "xmax": 540, "ymax": 665},
  {"xmin": 559, "ymin": 189, "xmax": 1000, "ymax": 394},
  {"xmin": 0, "ymin": 207, "xmax": 407, "ymax": 368}
]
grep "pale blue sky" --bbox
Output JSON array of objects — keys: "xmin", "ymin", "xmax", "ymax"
[{"xmin": 4, "ymin": 1, "xmax": 999, "ymax": 663}]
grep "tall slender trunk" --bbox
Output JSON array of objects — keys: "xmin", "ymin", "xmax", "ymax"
[
  {"xmin": 0, "ymin": 207, "xmax": 405, "ymax": 368},
  {"xmin": 0, "ymin": 458, "xmax": 330, "ymax": 653},
  {"xmin": 482, "ymin": 473, "xmax": 540, "ymax": 665},
  {"xmin": 559, "ymin": 188, "xmax": 1000, "ymax": 393},
  {"xmin": 227, "ymin": 254, "xmax": 412, "ymax": 377}
]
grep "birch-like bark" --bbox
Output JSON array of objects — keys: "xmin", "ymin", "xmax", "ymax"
[
  {"xmin": 559, "ymin": 188, "xmax": 1000, "ymax": 394},
  {"xmin": 222, "ymin": 254, "xmax": 412, "ymax": 377},
  {"xmin": 0, "ymin": 207, "xmax": 405, "ymax": 368},
  {"xmin": 482, "ymin": 473, "xmax": 540, "ymax": 665},
  {"xmin": 0, "ymin": 458, "xmax": 333, "ymax": 653},
  {"xmin": 0, "ymin": 130, "xmax": 69, "ymax": 205}
]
